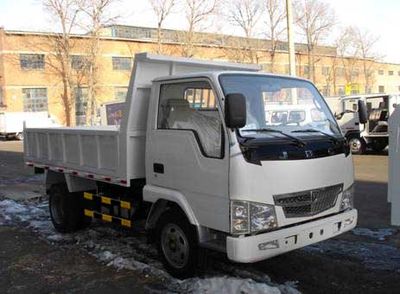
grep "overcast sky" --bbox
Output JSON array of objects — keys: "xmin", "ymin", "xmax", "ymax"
[{"xmin": 0, "ymin": 0, "xmax": 398, "ymax": 64}]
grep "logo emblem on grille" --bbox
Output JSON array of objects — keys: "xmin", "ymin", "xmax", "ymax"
[{"xmin": 305, "ymin": 150, "xmax": 314, "ymax": 158}]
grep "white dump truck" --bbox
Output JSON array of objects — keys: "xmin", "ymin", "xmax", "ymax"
[
  {"xmin": 333, "ymin": 94, "xmax": 399, "ymax": 154},
  {"xmin": 24, "ymin": 53, "xmax": 359, "ymax": 278}
]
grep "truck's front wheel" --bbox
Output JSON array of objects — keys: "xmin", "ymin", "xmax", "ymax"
[
  {"xmin": 348, "ymin": 137, "xmax": 366, "ymax": 154},
  {"xmin": 49, "ymin": 184, "xmax": 90, "ymax": 233},
  {"xmin": 156, "ymin": 209, "xmax": 198, "ymax": 278}
]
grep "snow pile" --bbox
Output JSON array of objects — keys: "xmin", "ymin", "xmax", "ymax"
[
  {"xmin": 182, "ymin": 277, "xmax": 301, "ymax": 294},
  {"xmin": 352, "ymin": 227, "xmax": 397, "ymax": 241},
  {"xmin": 187, "ymin": 277, "xmax": 281, "ymax": 294},
  {"xmin": 0, "ymin": 198, "xmax": 300, "ymax": 293}
]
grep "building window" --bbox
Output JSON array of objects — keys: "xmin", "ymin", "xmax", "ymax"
[
  {"xmin": 303, "ymin": 65, "xmax": 310, "ymax": 76},
  {"xmin": 184, "ymin": 87, "xmax": 216, "ymax": 109},
  {"xmin": 0, "ymin": 88, "xmax": 4, "ymax": 106},
  {"xmin": 74, "ymin": 87, "xmax": 88, "ymax": 125},
  {"xmin": 378, "ymin": 69, "xmax": 384, "ymax": 75},
  {"xmin": 398, "ymin": 86, "xmax": 400, "ymax": 92},
  {"xmin": 111, "ymin": 26, "xmax": 153, "ymax": 39},
  {"xmin": 321, "ymin": 66, "xmax": 330, "ymax": 76},
  {"xmin": 398, "ymin": 71, "xmax": 400, "ymax": 76},
  {"xmin": 157, "ymin": 81, "xmax": 222, "ymax": 158},
  {"xmin": 20, "ymin": 54, "xmax": 45, "ymax": 70},
  {"xmin": 114, "ymin": 87, "xmax": 128, "ymax": 100},
  {"xmin": 337, "ymin": 85, "xmax": 345, "ymax": 96},
  {"xmin": 112, "ymin": 57, "xmax": 132, "ymax": 70},
  {"xmin": 321, "ymin": 86, "xmax": 330, "ymax": 96},
  {"xmin": 22, "ymin": 88, "xmax": 48, "ymax": 112},
  {"xmin": 71, "ymin": 55, "xmax": 86, "ymax": 70},
  {"xmin": 389, "ymin": 70, "xmax": 394, "ymax": 76},
  {"xmin": 378, "ymin": 85, "xmax": 385, "ymax": 93},
  {"xmin": 351, "ymin": 68, "xmax": 359, "ymax": 78},
  {"xmin": 336, "ymin": 67, "xmax": 345, "ymax": 77}
]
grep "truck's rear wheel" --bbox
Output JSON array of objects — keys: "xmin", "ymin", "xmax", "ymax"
[
  {"xmin": 349, "ymin": 137, "xmax": 366, "ymax": 154},
  {"xmin": 49, "ymin": 184, "xmax": 91, "ymax": 233},
  {"xmin": 156, "ymin": 209, "xmax": 198, "ymax": 278}
]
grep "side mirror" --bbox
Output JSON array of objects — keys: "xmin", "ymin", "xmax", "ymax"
[
  {"xmin": 334, "ymin": 112, "xmax": 342, "ymax": 120},
  {"xmin": 225, "ymin": 93, "xmax": 247, "ymax": 128},
  {"xmin": 358, "ymin": 100, "xmax": 368, "ymax": 124}
]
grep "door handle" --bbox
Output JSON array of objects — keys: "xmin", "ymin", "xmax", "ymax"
[{"xmin": 153, "ymin": 163, "xmax": 164, "ymax": 174}]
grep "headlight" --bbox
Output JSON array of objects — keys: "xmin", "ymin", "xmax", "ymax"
[
  {"xmin": 340, "ymin": 185, "xmax": 354, "ymax": 211},
  {"xmin": 231, "ymin": 201, "xmax": 250, "ymax": 234},
  {"xmin": 231, "ymin": 201, "xmax": 277, "ymax": 235}
]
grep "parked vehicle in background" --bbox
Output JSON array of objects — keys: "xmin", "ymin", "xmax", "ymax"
[
  {"xmin": 0, "ymin": 111, "xmax": 59, "ymax": 140},
  {"xmin": 331, "ymin": 94, "xmax": 399, "ymax": 154},
  {"xmin": 99, "ymin": 100, "xmax": 125, "ymax": 126},
  {"xmin": 24, "ymin": 53, "xmax": 359, "ymax": 278}
]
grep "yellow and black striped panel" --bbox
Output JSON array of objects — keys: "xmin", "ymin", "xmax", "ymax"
[
  {"xmin": 84, "ymin": 209, "xmax": 132, "ymax": 228},
  {"xmin": 82, "ymin": 192, "xmax": 132, "ymax": 210}
]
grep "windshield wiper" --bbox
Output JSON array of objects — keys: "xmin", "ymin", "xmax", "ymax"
[
  {"xmin": 291, "ymin": 128, "xmax": 339, "ymax": 143},
  {"xmin": 242, "ymin": 128, "xmax": 306, "ymax": 147}
]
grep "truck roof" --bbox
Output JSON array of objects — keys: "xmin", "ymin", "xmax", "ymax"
[{"xmin": 152, "ymin": 70, "xmax": 312, "ymax": 83}]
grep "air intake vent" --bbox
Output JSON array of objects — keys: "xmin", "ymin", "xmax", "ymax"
[{"xmin": 274, "ymin": 184, "xmax": 343, "ymax": 218}]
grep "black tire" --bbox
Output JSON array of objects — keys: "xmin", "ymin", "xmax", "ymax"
[
  {"xmin": 49, "ymin": 184, "xmax": 91, "ymax": 233},
  {"xmin": 348, "ymin": 136, "xmax": 366, "ymax": 154},
  {"xmin": 155, "ymin": 209, "xmax": 198, "ymax": 278},
  {"xmin": 371, "ymin": 140, "xmax": 387, "ymax": 152}
]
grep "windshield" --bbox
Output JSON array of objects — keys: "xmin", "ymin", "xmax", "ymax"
[{"xmin": 219, "ymin": 74, "xmax": 341, "ymax": 139}]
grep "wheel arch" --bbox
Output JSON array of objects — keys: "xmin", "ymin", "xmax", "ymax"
[{"xmin": 144, "ymin": 185, "xmax": 199, "ymax": 230}]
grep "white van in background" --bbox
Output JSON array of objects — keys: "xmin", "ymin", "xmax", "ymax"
[{"xmin": 0, "ymin": 111, "xmax": 59, "ymax": 140}]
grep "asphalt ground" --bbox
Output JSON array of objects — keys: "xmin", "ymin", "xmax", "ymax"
[{"xmin": 0, "ymin": 140, "xmax": 399, "ymax": 294}]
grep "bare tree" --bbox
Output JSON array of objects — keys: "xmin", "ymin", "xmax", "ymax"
[
  {"xmin": 42, "ymin": 0, "xmax": 80, "ymax": 126},
  {"xmin": 264, "ymin": 0, "xmax": 286, "ymax": 72},
  {"xmin": 181, "ymin": 0, "xmax": 218, "ymax": 57},
  {"xmin": 336, "ymin": 26, "xmax": 360, "ymax": 88},
  {"xmin": 78, "ymin": 0, "xmax": 119, "ymax": 125},
  {"xmin": 149, "ymin": 0, "xmax": 176, "ymax": 54},
  {"xmin": 294, "ymin": 0, "xmax": 335, "ymax": 82},
  {"xmin": 354, "ymin": 28, "xmax": 379, "ymax": 93},
  {"xmin": 228, "ymin": 0, "xmax": 263, "ymax": 63}
]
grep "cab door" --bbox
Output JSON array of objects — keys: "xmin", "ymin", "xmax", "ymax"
[{"xmin": 145, "ymin": 79, "xmax": 230, "ymax": 232}]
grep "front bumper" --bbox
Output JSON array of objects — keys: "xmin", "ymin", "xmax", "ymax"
[{"xmin": 227, "ymin": 209, "xmax": 357, "ymax": 263}]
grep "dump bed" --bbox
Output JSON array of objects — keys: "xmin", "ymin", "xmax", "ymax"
[{"xmin": 24, "ymin": 53, "xmax": 260, "ymax": 186}]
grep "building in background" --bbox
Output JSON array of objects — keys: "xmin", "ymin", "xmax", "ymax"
[{"xmin": 0, "ymin": 25, "xmax": 399, "ymax": 126}]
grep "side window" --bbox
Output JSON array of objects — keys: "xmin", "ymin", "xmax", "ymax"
[{"xmin": 158, "ymin": 81, "xmax": 223, "ymax": 158}]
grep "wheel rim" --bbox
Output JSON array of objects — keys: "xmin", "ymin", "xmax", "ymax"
[
  {"xmin": 161, "ymin": 223, "xmax": 189, "ymax": 269},
  {"xmin": 50, "ymin": 191, "xmax": 65, "ymax": 225},
  {"xmin": 349, "ymin": 138, "xmax": 361, "ymax": 153}
]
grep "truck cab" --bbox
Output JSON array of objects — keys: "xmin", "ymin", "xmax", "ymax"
[
  {"xmin": 335, "ymin": 94, "xmax": 400, "ymax": 153},
  {"xmin": 24, "ymin": 53, "xmax": 357, "ymax": 278},
  {"xmin": 145, "ymin": 70, "xmax": 356, "ymax": 264}
]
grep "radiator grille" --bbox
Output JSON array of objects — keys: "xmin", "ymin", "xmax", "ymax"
[{"xmin": 273, "ymin": 184, "xmax": 343, "ymax": 218}]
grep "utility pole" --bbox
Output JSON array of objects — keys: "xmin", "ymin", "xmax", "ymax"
[{"xmin": 286, "ymin": 0, "xmax": 296, "ymax": 77}]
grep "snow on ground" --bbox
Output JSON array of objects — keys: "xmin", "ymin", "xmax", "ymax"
[
  {"xmin": 352, "ymin": 227, "xmax": 397, "ymax": 241},
  {"xmin": 0, "ymin": 174, "xmax": 44, "ymax": 186},
  {"xmin": 2, "ymin": 195, "xmax": 400, "ymax": 291},
  {"xmin": 0, "ymin": 197, "xmax": 300, "ymax": 294}
]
